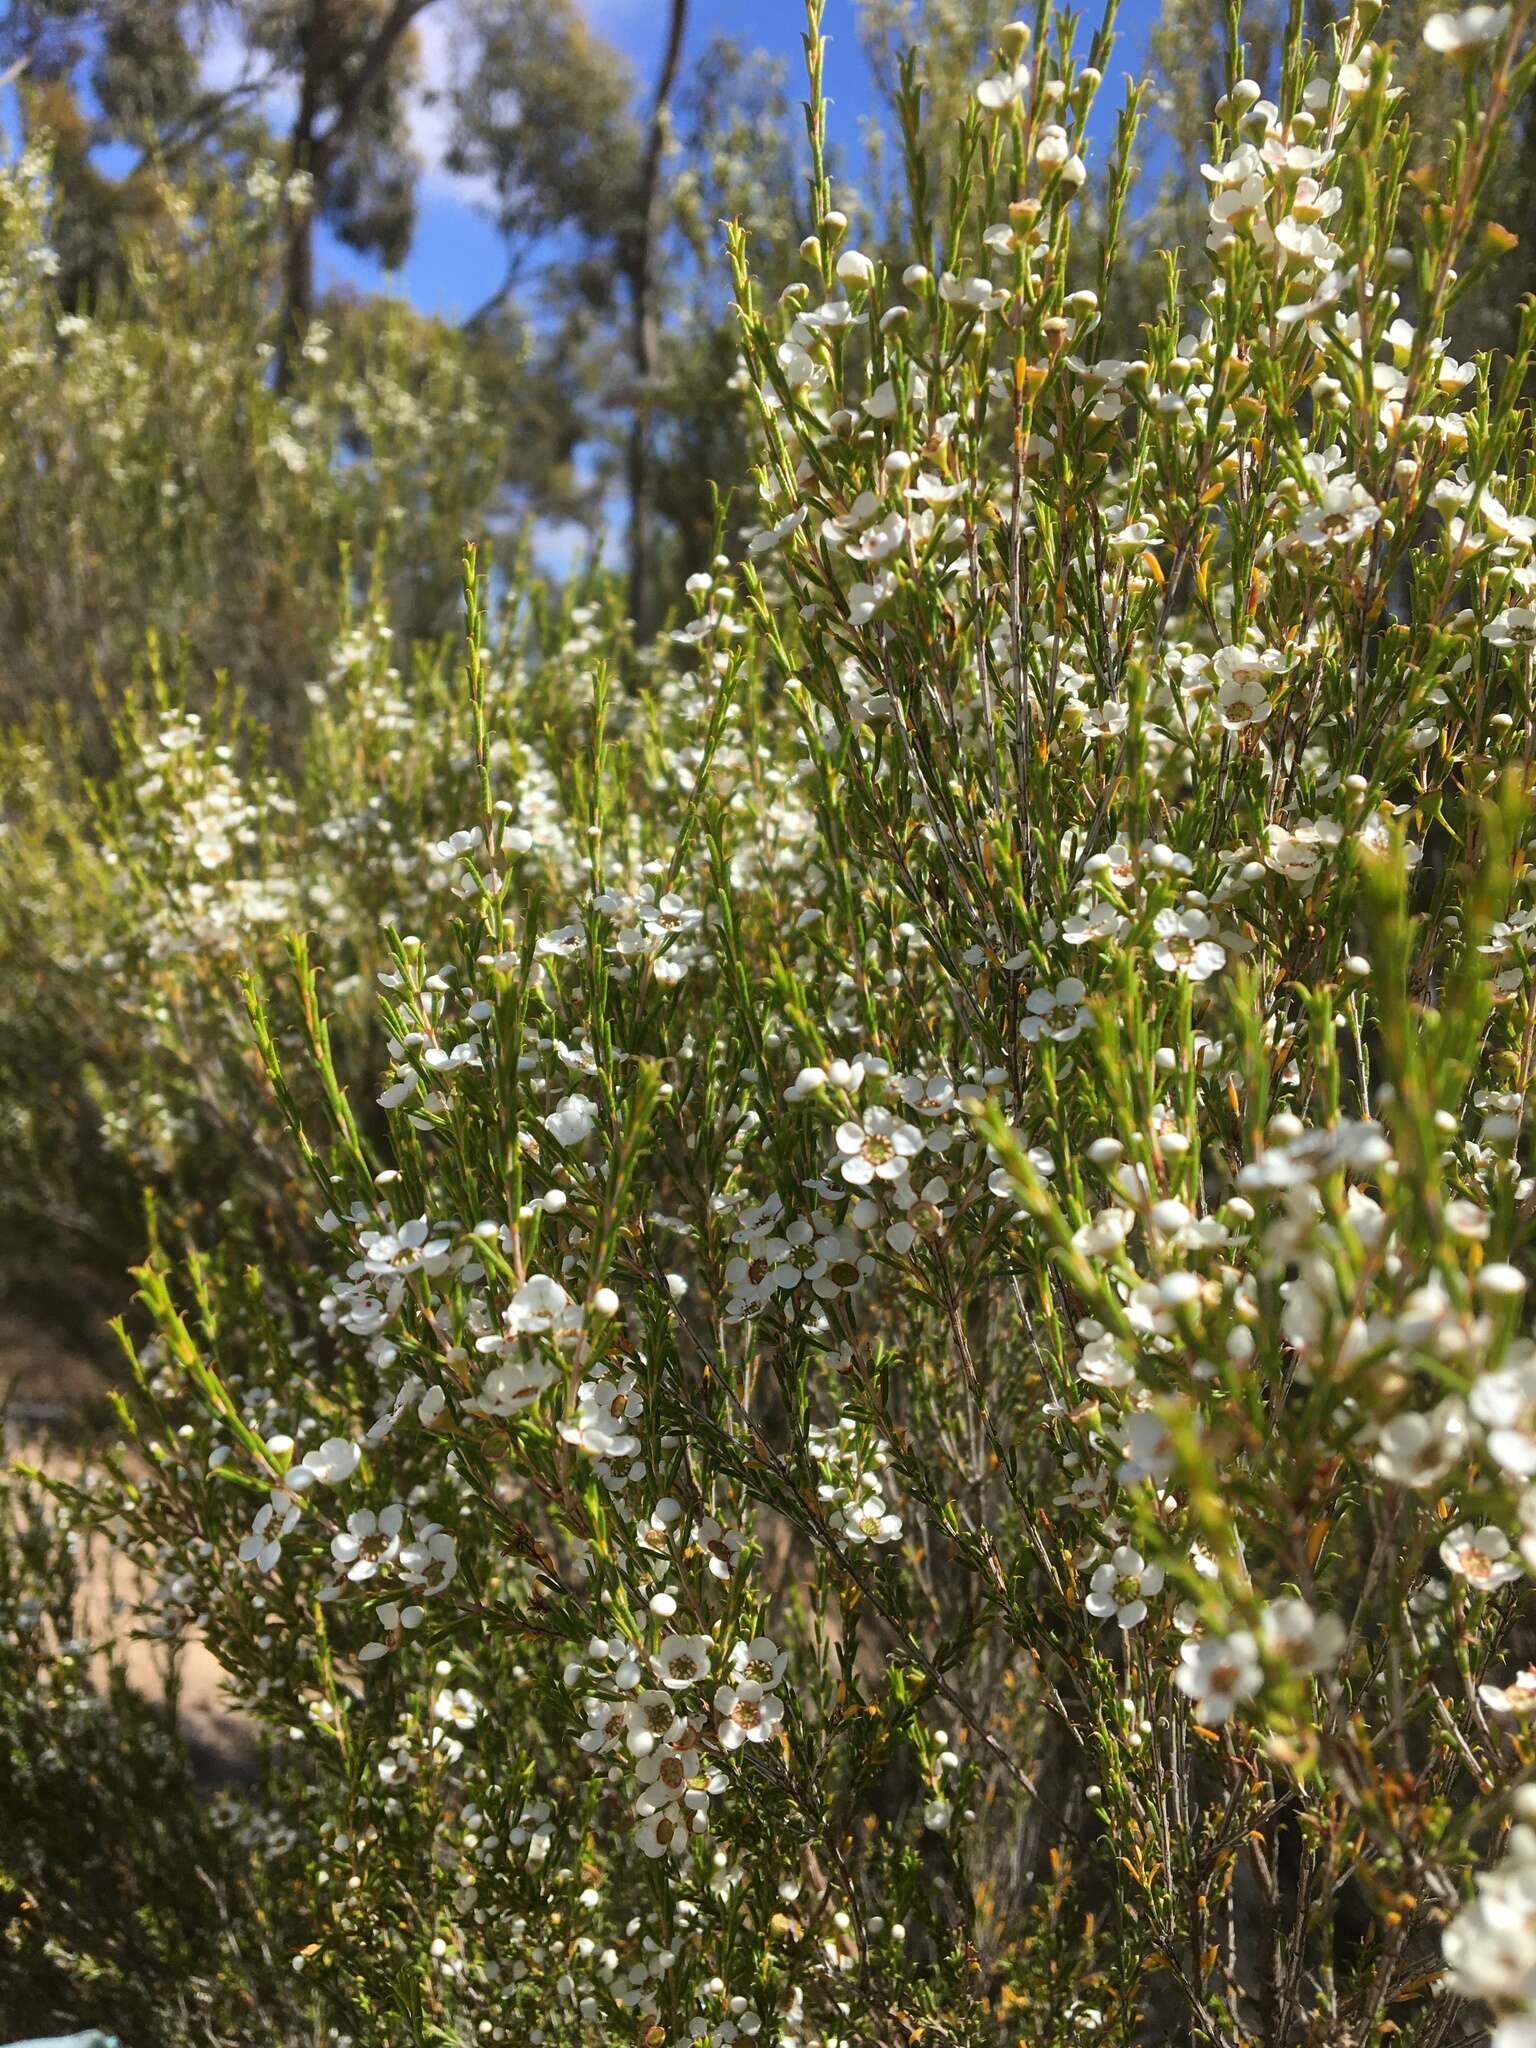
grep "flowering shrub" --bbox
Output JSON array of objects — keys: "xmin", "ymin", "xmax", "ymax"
[
  {"xmin": 0, "ymin": 147, "xmax": 499, "ymax": 729},
  {"xmin": 0, "ymin": 1468, "xmax": 314, "ymax": 2037},
  {"xmin": 0, "ymin": 584, "xmax": 613, "ymax": 1332},
  {"xmin": 16, "ymin": 1, "xmax": 1536, "ymax": 2043}
]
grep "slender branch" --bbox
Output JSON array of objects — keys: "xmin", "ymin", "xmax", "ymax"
[{"xmin": 310, "ymin": 0, "xmax": 439, "ymax": 180}]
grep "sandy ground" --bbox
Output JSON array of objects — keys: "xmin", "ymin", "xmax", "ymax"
[{"xmin": 3, "ymin": 1311, "xmax": 257, "ymax": 1784}]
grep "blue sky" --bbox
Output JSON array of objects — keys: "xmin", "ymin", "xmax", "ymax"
[
  {"xmin": 315, "ymin": 0, "xmax": 1158, "ymax": 316},
  {"xmin": 2, "ymin": 0, "xmax": 1160, "ymax": 319},
  {"xmin": 317, "ymin": 0, "xmax": 897, "ymax": 315}
]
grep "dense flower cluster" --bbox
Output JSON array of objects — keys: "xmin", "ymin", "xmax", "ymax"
[{"xmin": 10, "ymin": 1, "xmax": 1536, "ymax": 2042}]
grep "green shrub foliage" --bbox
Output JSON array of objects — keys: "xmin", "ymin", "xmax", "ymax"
[{"xmin": 12, "ymin": 2, "xmax": 1536, "ymax": 2043}]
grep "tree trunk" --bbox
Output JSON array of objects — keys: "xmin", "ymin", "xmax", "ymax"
[
  {"xmin": 276, "ymin": 0, "xmax": 325, "ymax": 391},
  {"xmin": 276, "ymin": 0, "xmax": 438, "ymax": 388},
  {"xmin": 625, "ymin": 0, "xmax": 688, "ymax": 639}
]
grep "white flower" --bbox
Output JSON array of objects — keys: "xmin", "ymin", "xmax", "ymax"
[
  {"xmin": 845, "ymin": 510, "xmax": 908, "ymax": 563},
  {"xmin": 300, "ymin": 1436, "xmax": 360, "ymax": 1487},
  {"xmin": 561, "ymin": 1370, "xmax": 642, "ymax": 1458},
  {"xmin": 715, "ymin": 1678, "xmax": 785, "ymax": 1749},
  {"xmin": 652, "ymin": 1632, "xmax": 712, "ymax": 1690},
  {"xmin": 1293, "ymin": 477, "xmax": 1381, "ymax": 552},
  {"xmin": 836, "ymin": 1488, "xmax": 903, "ymax": 1545},
  {"xmin": 728, "ymin": 1636, "xmax": 789, "ymax": 1689},
  {"xmin": 544, "ymin": 1093, "xmax": 598, "ymax": 1147},
  {"xmin": 1477, "ymin": 488, "xmax": 1536, "ymax": 549},
  {"xmin": 806, "ymin": 1222, "xmax": 874, "ymax": 1299},
  {"xmin": 1085, "ymin": 1545, "xmax": 1164, "ymax": 1628},
  {"xmin": 579, "ymin": 1697, "xmax": 629, "ymax": 1754},
  {"xmin": 1204, "ymin": 146, "xmax": 1268, "ymax": 249},
  {"xmin": 1078, "ymin": 1331, "xmax": 1136, "ymax": 1388},
  {"xmin": 1151, "ymin": 908, "xmax": 1226, "ymax": 981},
  {"xmin": 397, "ymin": 1524, "xmax": 458, "ymax": 1594},
  {"xmin": 238, "ymin": 1493, "xmax": 299, "ymax": 1574},
  {"xmin": 510, "ymin": 1800, "xmax": 554, "ymax": 1865},
  {"xmin": 359, "ymin": 1218, "xmax": 451, "ymax": 1276},
  {"xmin": 1444, "ymin": 1812, "xmax": 1536, "ymax": 2024},
  {"xmin": 1265, "ymin": 823, "xmax": 1325, "ymax": 884},
  {"xmin": 1485, "ymin": 605, "xmax": 1536, "ymax": 648},
  {"xmin": 1447, "ymin": 1199, "xmax": 1493, "ymax": 1239},
  {"xmin": 938, "ymin": 269, "xmax": 1007, "ymax": 311},
  {"xmin": 747, "ymin": 504, "xmax": 807, "ymax": 556},
  {"xmin": 625, "ymin": 1690, "xmax": 686, "ymax": 1757},
  {"xmin": 1472, "ymin": 1360, "xmax": 1536, "ymax": 1476},
  {"xmin": 1260, "ymin": 1596, "xmax": 1346, "ymax": 1673},
  {"xmin": 637, "ymin": 1808, "xmax": 702, "ymax": 1859},
  {"xmin": 331, "ymin": 1504, "xmax": 405, "ymax": 1581},
  {"xmin": 1215, "ymin": 676, "xmax": 1271, "ymax": 731},
  {"xmin": 358, "ymin": 1599, "xmax": 423, "ymax": 1664},
  {"xmin": 433, "ymin": 1686, "xmax": 479, "ymax": 1731},
  {"xmin": 378, "ymin": 1069, "xmax": 420, "ymax": 1110},
  {"xmin": 1073, "ymin": 1207, "xmax": 1135, "ymax": 1261},
  {"xmin": 1478, "ymin": 1667, "xmax": 1536, "ymax": 1716},
  {"xmin": 1372, "ymin": 1397, "xmax": 1469, "ymax": 1486},
  {"xmin": 504, "ymin": 1274, "xmax": 579, "ymax": 1337},
  {"xmin": 776, "ymin": 338, "xmax": 818, "ymax": 388},
  {"xmin": 1175, "ymin": 1631, "xmax": 1262, "ymax": 1724},
  {"xmin": 1274, "ymin": 215, "xmax": 1340, "ymax": 269},
  {"xmin": 898, "ymin": 1072, "xmax": 956, "ymax": 1116},
  {"xmin": 1117, "ymin": 1410, "xmax": 1177, "ymax": 1484},
  {"xmin": 1423, "ymin": 4, "xmax": 1510, "ymax": 53},
  {"xmin": 885, "ymin": 1173, "xmax": 951, "ymax": 1254},
  {"xmin": 846, "ymin": 572, "xmax": 897, "ymax": 624},
  {"xmin": 834, "ymin": 1105, "xmax": 924, "ymax": 1185},
  {"xmin": 1213, "ymin": 641, "xmax": 1288, "ymax": 694},
  {"xmin": 1440, "ymin": 1523, "xmax": 1523, "ymax": 1589},
  {"xmin": 474, "ymin": 1356, "xmax": 559, "ymax": 1416},
  {"xmin": 694, "ymin": 1517, "xmax": 742, "ymax": 1580},
  {"xmin": 976, "ymin": 62, "xmax": 1031, "ymax": 110},
  {"xmin": 1021, "ymin": 977, "xmax": 1091, "ymax": 1042},
  {"xmin": 634, "ymin": 1738, "xmax": 700, "ymax": 1812}
]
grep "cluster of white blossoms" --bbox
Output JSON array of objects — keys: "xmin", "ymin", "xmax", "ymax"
[
  {"xmin": 46, "ymin": 1, "xmax": 1536, "ymax": 2041},
  {"xmin": 572, "ymin": 1622, "xmax": 790, "ymax": 1862},
  {"xmin": 111, "ymin": 712, "xmax": 300, "ymax": 958},
  {"xmin": 808, "ymin": 1416, "xmax": 903, "ymax": 1548},
  {"xmin": 537, "ymin": 881, "xmax": 714, "ymax": 986},
  {"xmin": 1445, "ymin": 1790, "xmax": 1536, "ymax": 2048}
]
